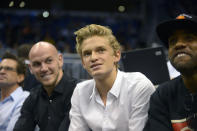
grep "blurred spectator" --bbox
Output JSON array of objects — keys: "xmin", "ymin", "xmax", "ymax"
[
  {"xmin": 42, "ymin": 31, "xmax": 56, "ymax": 45},
  {"xmin": 17, "ymin": 43, "xmax": 32, "ymax": 63},
  {"xmin": 0, "ymin": 52, "xmax": 29, "ymax": 131},
  {"xmin": 17, "ymin": 43, "xmax": 41, "ymax": 91},
  {"xmin": 0, "ymin": 10, "xmax": 143, "ymax": 53}
]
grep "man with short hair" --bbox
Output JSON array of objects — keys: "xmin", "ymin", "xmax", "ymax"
[
  {"xmin": 143, "ymin": 14, "xmax": 197, "ymax": 131},
  {"xmin": 69, "ymin": 24, "xmax": 155, "ymax": 131},
  {"xmin": 14, "ymin": 41, "xmax": 78, "ymax": 131},
  {"xmin": 0, "ymin": 52, "xmax": 29, "ymax": 131}
]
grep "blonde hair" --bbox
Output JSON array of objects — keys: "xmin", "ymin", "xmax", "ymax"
[{"xmin": 75, "ymin": 24, "xmax": 121, "ymax": 57}]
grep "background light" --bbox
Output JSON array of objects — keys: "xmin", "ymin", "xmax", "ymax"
[
  {"xmin": 19, "ymin": 1, "xmax": 25, "ymax": 8},
  {"xmin": 118, "ymin": 5, "xmax": 125, "ymax": 12},
  {"xmin": 9, "ymin": 1, "xmax": 14, "ymax": 7},
  {"xmin": 42, "ymin": 11, "xmax": 49, "ymax": 18}
]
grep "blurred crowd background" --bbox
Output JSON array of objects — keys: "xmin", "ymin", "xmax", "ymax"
[
  {"xmin": 0, "ymin": 0, "xmax": 196, "ymax": 54},
  {"xmin": 0, "ymin": 0, "xmax": 196, "ymax": 79}
]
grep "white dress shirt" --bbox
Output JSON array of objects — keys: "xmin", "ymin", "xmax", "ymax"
[{"xmin": 69, "ymin": 70, "xmax": 155, "ymax": 131}]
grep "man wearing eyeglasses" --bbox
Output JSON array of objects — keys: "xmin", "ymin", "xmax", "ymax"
[
  {"xmin": 143, "ymin": 14, "xmax": 197, "ymax": 131},
  {"xmin": 0, "ymin": 52, "xmax": 29, "ymax": 131}
]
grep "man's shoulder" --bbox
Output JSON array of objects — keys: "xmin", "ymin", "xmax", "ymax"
[
  {"xmin": 72, "ymin": 79, "xmax": 94, "ymax": 101},
  {"xmin": 28, "ymin": 85, "xmax": 42, "ymax": 99},
  {"xmin": 121, "ymin": 71, "xmax": 154, "ymax": 89},
  {"xmin": 21, "ymin": 90, "xmax": 30, "ymax": 99},
  {"xmin": 74, "ymin": 79, "xmax": 94, "ymax": 94},
  {"xmin": 121, "ymin": 71, "xmax": 152, "ymax": 82},
  {"xmin": 10, "ymin": 87, "xmax": 30, "ymax": 105},
  {"xmin": 157, "ymin": 76, "xmax": 183, "ymax": 91},
  {"xmin": 76, "ymin": 79, "xmax": 94, "ymax": 89},
  {"xmin": 62, "ymin": 73, "xmax": 79, "ymax": 85},
  {"xmin": 153, "ymin": 76, "xmax": 183, "ymax": 99}
]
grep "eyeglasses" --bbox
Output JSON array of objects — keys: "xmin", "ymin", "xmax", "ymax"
[{"xmin": 0, "ymin": 66, "xmax": 17, "ymax": 72}]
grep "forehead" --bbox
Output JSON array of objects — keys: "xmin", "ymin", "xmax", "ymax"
[
  {"xmin": 30, "ymin": 47, "xmax": 57, "ymax": 62},
  {"xmin": 0, "ymin": 59, "xmax": 17, "ymax": 67},
  {"xmin": 30, "ymin": 53, "xmax": 55, "ymax": 63},
  {"xmin": 81, "ymin": 36, "xmax": 111, "ymax": 51},
  {"xmin": 171, "ymin": 29, "xmax": 197, "ymax": 37}
]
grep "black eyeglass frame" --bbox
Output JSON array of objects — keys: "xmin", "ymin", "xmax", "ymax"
[{"xmin": 0, "ymin": 66, "xmax": 17, "ymax": 72}]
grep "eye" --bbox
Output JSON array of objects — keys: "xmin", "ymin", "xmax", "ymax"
[
  {"xmin": 32, "ymin": 62, "xmax": 41, "ymax": 67},
  {"xmin": 184, "ymin": 35, "xmax": 195, "ymax": 42},
  {"xmin": 46, "ymin": 58, "xmax": 53, "ymax": 64},
  {"xmin": 97, "ymin": 48, "xmax": 105, "ymax": 53},
  {"xmin": 0, "ymin": 66, "xmax": 14, "ymax": 71},
  {"xmin": 83, "ymin": 51, "xmax": 91, "ymax": 57},
  {"xmin": 168, "ymin": 37, "xmax": 177, "ymax": 47},
  {"xmin": 5, "ymin": 66, "xmax": 14, "ymax": 71}
]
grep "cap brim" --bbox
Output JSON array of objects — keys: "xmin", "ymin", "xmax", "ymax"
[{"xmin": 156, "ymin": 19, "xmax": 197, "ymax": 48}]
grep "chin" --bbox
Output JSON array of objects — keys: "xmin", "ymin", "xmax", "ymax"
[
  {"xmin": 42, "ymin": 80, "xmax": 53, "ymax": 87},
  {"xmin": 92, "ymin": 72, "xmax": 107, "ymax": 79}
]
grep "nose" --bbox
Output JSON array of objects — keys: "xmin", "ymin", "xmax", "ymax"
[
  {"xmin": 0, "ymin": 69, "xmax": 6, "ymax": 75},
  {"xmin": 90, "ymin": 52, "xmax": 98, "ymax": 62},
  {"xmin": 0, "ymin": 69, "xmax": 5, "ymax": 74},
  {"xmin": 40, "ymin": 63, "xmax": 48, "ymax": 71},
  {"xmin": 0, "ymin": 67, "xmax": 6, "ymax": 73},
  {"xmin": 174, "ymin": 40, "xmax": 187, "ymax": 50}
]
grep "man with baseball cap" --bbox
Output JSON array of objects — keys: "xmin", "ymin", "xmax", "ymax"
[{"xmin": 143, "ymin": 13, "xmax": 197, "ymax": 131}]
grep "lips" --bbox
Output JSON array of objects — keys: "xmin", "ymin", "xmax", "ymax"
[
  {"xmin": 0, "ymin": 75, "xmax": 6, "ymax": 80},
  {"xmin": 176, "ymin": 53, "xmax": 189, "ymax": 58},
  {"xmin": 40, "ymin": 74, "xmax": 51, "ymax": 80},
  {"xmin": 90, "ymin": 63, "xmax": 102, "ymax": 69},
  {"xmin": 173, "ymin": 51, "xmax": 191, "ymax": 59}
]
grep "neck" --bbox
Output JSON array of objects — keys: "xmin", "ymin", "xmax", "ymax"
[
  {"xmin": 44, "ymin": 70, "xmax": 63, "ymax": 96},
  {"xmin": 1, "ymin": 84, "xmax": 19, "ymax": 101},
  {"xmin": 182, "ymin": 73, "xmax": 197, "ymax": 94},
  {"xmin": 95, "ymin": 68, "xmax": 118, "ymax": 105},
  {"xmin": 44, "ymin": 86, "xmax": 55, "ymax": 97}
]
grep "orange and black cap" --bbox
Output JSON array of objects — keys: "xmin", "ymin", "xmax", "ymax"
[{"xmin": 156, "ymin": 14, "xmax": 197, "ymax": 48}]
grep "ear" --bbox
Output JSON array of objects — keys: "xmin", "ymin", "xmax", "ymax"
[
  {"xmin": 58, "ymin": 53, "xmax": 63, "ymax": 68},
  {"xmin": 28, "ymin": 64, "xmax": 33, "ymax": 74},
  {"xmin": 17, "ymin": 74, "xmax": 25, "ymax": 84},
  {"xmin": 114, "ymin": 50, "xmax": 121, "ymax": 63},
  {"xmin": 81, "ymin": 57, "xmax": 86, "ymax": 69}
]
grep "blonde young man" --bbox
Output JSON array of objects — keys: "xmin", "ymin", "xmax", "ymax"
[{"xmin": 69, "ymin": 24, "xmax": 155, "ymax": 131}]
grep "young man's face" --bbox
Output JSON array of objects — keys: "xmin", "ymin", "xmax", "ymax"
[
  {"xmin": 29, "ymin": 46, "xmax": 63, "ymax": 87},
  {"xmin": 81, "ymin": 36, "xmax": 120, "ymax": 79},
  {"xmin": 0, "ymin": 59, "xmax": 23, "ymax": 88},
  {"xmin": 168, "ymin": 29, "xmax": 197, "ymax": 74}
]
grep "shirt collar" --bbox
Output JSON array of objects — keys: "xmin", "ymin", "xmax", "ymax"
[
  {"xmin": 90, "ymin": 80, "xmax": 96, "ymax": 100},
  {"xmin": 10, "ymin": 86, "xmax": 23, "ymax": 101},
  {"xmin": 109, "ymin": 70, "xmax": 122, "ymax": 98},
  {"xmin": 89, "ymin": 70, "xmax": 122, "ymax": 99},
  {"xmin": 47, "ymin": 72, "xmax": 66, "ymax": 95}
]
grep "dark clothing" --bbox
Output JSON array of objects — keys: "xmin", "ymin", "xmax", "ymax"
[
  {"xmin": 143, "ymin": 76, "xmax": 197, "ymax": 131},
  {"xmin": 23, "ymin": 68, "xmax": 41, "ymax": 91},
  {"xmin": 14, "ymin": 73, "xmax": 78, "ymax": 131}
]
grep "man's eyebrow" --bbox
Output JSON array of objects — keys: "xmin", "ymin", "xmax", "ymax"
[
  {"xmin": 46, "ymin": 56, "xmax": 53, "ymax": 59},
  {"xmin": 82, "ymin": 49, "xmax": 90, "ymax": 54}
]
